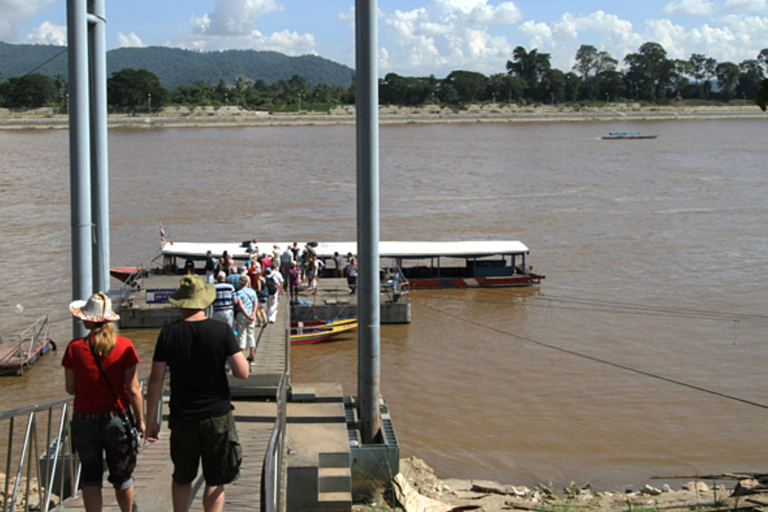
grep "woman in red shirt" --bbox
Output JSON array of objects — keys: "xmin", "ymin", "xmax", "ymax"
[{"xmin": 62, "ymin": 292, "xmax": 144, "ymax": 512}]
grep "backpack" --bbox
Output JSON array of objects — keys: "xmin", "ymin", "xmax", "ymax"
[{"xmin": 265, "ymin": 276, "xmax": 277, "ymax": 295}]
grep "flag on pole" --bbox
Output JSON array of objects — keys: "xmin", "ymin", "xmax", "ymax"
[{"xmin": 160, "ymin": 223, "xmax": 167, "ymax": 244}]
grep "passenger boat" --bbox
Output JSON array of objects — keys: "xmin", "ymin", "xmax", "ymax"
[
  {"xmin": 0, "ymin": 315, "xmax": 55, "ymax": 376},
  {"xmin": 290, "ymin": 321, "xmax": 358, "ymax": 345},
  {"xmin": 602, "ymin": 131, "xmax": 658, "ymax": 140},
  {"xmin": 112, "ymin": 240, "xmax": 544, "ymax": 290}
]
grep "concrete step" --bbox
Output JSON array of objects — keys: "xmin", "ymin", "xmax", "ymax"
[
  {"xmin": 317, "ymin": 491, "xmax": 352, "ymax": 512},
  {"xmin": 319, "ymin": 450, "xmax": 350, "ymax": 469},
  {"xmin": 318, "ymin": 467, "xmax": 351, "ymax": 493}
]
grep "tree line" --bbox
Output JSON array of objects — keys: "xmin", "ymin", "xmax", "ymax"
[{"xmin": 1, "ymin": 41, "xmax": 767, "ymax": 112}]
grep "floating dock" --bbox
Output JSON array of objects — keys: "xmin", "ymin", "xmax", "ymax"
[{"xmin": 117, "ymin": 275, "xmax": 410, "ymax": 329}]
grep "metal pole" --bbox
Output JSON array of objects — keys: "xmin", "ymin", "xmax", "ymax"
[
  {"xmin": 67, "ymin": 0, "xmax": 92, "ymax": 339},
  {"xmin": 355, "ymin": 0, "xmax": 381, "ymax": 444},
  {"xmin": 88, "ymin": 0, "xmax": 109, "ymax": 294}
]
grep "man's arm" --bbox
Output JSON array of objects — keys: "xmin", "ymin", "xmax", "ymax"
[
  {"xmin": 145, "ymin": 361, "xmax": 167, "ymax": 442},
  {"xmin": 228, "ymin": 351, "xmax": 250, "ymax": 379},
  {"xmin": 124, "ymin": 364, "xmax": 145, "ymax": 436}
]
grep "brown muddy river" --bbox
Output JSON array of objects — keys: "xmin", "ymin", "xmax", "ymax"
[{"xmin": 1, "ymin": 119, "xmax": 766, "ymax": 489}]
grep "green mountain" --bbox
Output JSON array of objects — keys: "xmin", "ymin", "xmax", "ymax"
[{"xmin": 0, "ymin": 42, "xmax": 354, "ymax": 89}]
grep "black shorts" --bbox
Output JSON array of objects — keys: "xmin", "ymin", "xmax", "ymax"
[{"xmin": 169, "ymin": 411, "xmax": 242, "ymax": 486}]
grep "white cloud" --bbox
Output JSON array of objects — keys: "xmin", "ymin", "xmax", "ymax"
[
  {"xmin": 723, "ymin": 0, "xmax": 767, "ymax": 11},
  {"xmin": 192, "ymin": 0, "xmax": 284, "ymax": 36},
  {"xmin": 518, "ymin": 20, "xmax": 553, "ymax": 49},
  {"xmin": 175, "ymin": 29, "xmax": 317, "ymax": 56},
  {"xmin": 661, "ymin": 0, "xmax": 718, "ymax": 16},
  {"xmin": 380, "ymin": 0, "xmax": 522, "ymax": 76},
  {"xmin": 0, "ymin": 0, "xmax": 57, "ymax": 40},
  {"xmin": 25, "ymin": 21, "xmax": 66, "ymax": 45},
  {"xmin": 116, "ymin": 32, "xmax": 145, "ymax": 48},
  {"xmin": 174, "ymin": 0, "xmax": 315, "ymax": 55}
]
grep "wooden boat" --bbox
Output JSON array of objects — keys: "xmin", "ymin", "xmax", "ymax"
[
  {"xmin": 290, "ymin": 321, "xmax": 358, "ymax": 345},
  {"xmin": 0, "ymin": 315, "xmax": 55, "ymax": 376},
  {"xmin": 291, "ymin": 318, "xmax": 357, "ymax": 332},
  {"xmin": 112, "ymin": 240, "xmax": 544, "ymax": 290},
  {"xmin": 602, "ymin": 131, "xmax": 658, "ymax": 140}
]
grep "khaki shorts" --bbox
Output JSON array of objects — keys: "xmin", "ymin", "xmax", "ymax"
[{"xmin": 169, "ymin": 411, "xmax": 242, "ymax": 486}]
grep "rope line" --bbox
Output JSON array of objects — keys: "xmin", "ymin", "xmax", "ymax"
[
  {"xmin": 416, "ymin": 301, "xmax": 768, "ymax": 411},
  {"xmin": 21, "ymin": 48, "xmax": 68, "ymax": 79}
]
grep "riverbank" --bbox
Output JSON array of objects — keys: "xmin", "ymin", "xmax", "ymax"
[
  {"xmin": 357, "ymin": 457, "xmax": 768, "ymax": 512},
  {"xmin": 0, "ymin": 103, "xmax": 764, "ymax": 130},
  {"xmin": 5, "ymin": 458, "xmax": 766, "ymax": 512}
]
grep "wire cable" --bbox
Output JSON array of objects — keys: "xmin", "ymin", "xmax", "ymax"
[
  {"xmin": 20, "ymin": 48, "xmax": 68, "ymax": 79},
  {"xmin": 416, "ymin": 301, "xmax": 768, "ymax": 411}
]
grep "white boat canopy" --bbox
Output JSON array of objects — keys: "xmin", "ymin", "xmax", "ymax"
[{"xmin": 162, "ymin": 240, "xmax": 530, "ymax": 261}]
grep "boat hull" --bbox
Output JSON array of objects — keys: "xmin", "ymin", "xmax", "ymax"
[{"xmin": 406, "ymin": 274, "xmax": 544, "ymax": 289}]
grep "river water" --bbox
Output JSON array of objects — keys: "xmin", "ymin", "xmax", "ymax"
[{"xmin": 1, "ymin": 118, "xmax": 766, "ymax": 490}]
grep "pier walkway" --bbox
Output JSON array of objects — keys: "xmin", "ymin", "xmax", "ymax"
[{"xmin": 55, "ymin": 297, "xmax": 289, "ymax": 512}]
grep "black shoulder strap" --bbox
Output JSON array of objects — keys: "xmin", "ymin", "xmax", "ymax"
[{"xmin": 88, "ymin": 340, "xmax": 128, "ymax": 421}]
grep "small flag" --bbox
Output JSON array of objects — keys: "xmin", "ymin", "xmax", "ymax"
[{"xmin": 160, "ymin": 223, "xmax": 167, "ymax": 244}]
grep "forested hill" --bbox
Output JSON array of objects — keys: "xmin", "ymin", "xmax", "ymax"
[{"xmin": 0, "ymin": 42, "xmax": 354, "ymax": 88}]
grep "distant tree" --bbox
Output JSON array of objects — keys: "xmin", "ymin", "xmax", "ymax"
[
  {"xmin": 379, "ymin": 73, "xmax": 433, "ymax": 106},
  {"xmin": 107, "ymin": 68, "xmax": 166, "ymax": 112},
  {"xmin": 52, "ymin": 73, "xmax": 66, "ymax": 105},
  {"xmin": 703, "ymin": 57, "xmax": 718, "ymax": 99},
  {"xmin": 506, "ymin": 46, "xmax": 552, "ymax": 101},
  {"xmin": 439, "ymin": 70, "xmax": 489, "ymax": 104},
  {"xmin": 736, "ymin": 59, "xmax": 765, "ymax": 100},
  {"xmin": 597, "ymin": 70, "xmax": 627, "ymax": 102},
  {"xmin": 573, "ymin": 44, "xmax": 617, "ymax": 78},
  {"xmin": 0, "ymin": 73, "xmax": 55, "ymax": 108},
  {"xmin": 624, "ymin": 42, "xmax": 674, "ymax": 102},
  {"xmin": 487, "ymin": 73, "xmax": 525, "ymax": 103},
  {"xmin": 758, "ymin": 48, "xmax": 768, "ymax": 74},
  {"xmin": 715, "ymin": 61, "xmax": 740, "ymax": 101},
  {"xmin": 671, "ymin": 59, "xmax": 692, "ymax": 98}
]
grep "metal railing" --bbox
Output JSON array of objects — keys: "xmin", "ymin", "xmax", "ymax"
[
  {"xmin": 0, "ymin": 315, "xmax": 52, "ymax": 376},
  {"xmin": 1, "ymin": 378, "xmax": 150, "ymax": 512},
  {"xmin": 1, "ymin": 396, "xmax": 76, "ymax": 512},
  {"xmin": 260, "ymin": 302, "xmax": 291, "ymax": 512}
]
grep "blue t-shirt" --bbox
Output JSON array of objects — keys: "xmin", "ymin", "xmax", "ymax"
[{"xmin": 234, "ymin": 287, "xmax": 257, "ymax": 314}]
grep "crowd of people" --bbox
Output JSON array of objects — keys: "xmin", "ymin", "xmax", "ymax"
[{"xmin": 193, "ymin": 240, "xmax": 357, "ymax": 361}]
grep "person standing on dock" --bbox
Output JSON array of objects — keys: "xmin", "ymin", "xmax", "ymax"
[
  {"xmin": 234, "ymin": 274, "xmax": 258, "ymax": 360},
  {"xmin": 63, "ymin": 292, "xmax": 144, "ymax": 512},
  {"xmin": 211, "ymin": 272, "xmax": 235, "ymax": 330},
  {"xmin": 280, "ymin": 246, "xmax": 293, "ymax": 291},
  {"xmin": 347, "ymin": 257, "xmax": 358, "ymax": 294},
  {"xmin": 264, "ymin": 267, "xmax": 279, "ymax": 323},
  {"xmin": 145, "ymin": 274, "xmax": 249, "ymax": 512},
  {"xmin": 204, "ymin": 250, "xmax": 216, "ymax": 284}
]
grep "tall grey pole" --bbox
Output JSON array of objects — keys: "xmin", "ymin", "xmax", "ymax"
[
  {"xmin": 88, "ymin": 0, "xmax": 110, "ymax": 293},
  {"xmin": 67, "ymin": 0, "xmax": 92, "ymax": 338},
  {"xmin": 355, "ymin": 0, "xmax": 381, "ymax": 444}
]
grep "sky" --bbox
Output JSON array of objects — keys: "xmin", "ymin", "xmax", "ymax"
[{"xmin": 2, "ymin": 0, "xmax": 767, "ymax": 78}]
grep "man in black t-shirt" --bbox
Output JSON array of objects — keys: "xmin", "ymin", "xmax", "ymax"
[{"xmin": 146, "ymin": 274, "xmax": 249, "ymax": 512}]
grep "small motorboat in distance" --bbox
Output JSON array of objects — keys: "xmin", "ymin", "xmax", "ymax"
[{"xmin": 602, "ymin": 131, "xmax": 658, "ymax": 140}]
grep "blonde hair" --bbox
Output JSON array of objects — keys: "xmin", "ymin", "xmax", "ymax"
[{"xmin": 89, "ymin": 292, "xmax": 117, "ymax": 356}]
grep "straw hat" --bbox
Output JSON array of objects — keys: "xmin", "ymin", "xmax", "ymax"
[
  {"xmin": 70, "ymin": 292, "xmax": 120, "ymax": 322},
  {"xmin": 169, "ymin": 274, "xmax": 216, "ymax": 309}
]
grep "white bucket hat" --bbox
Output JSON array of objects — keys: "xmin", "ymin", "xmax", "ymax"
[{"xmin": 69, "ymin": 292, "xmax": 120, "ymax": 322}]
